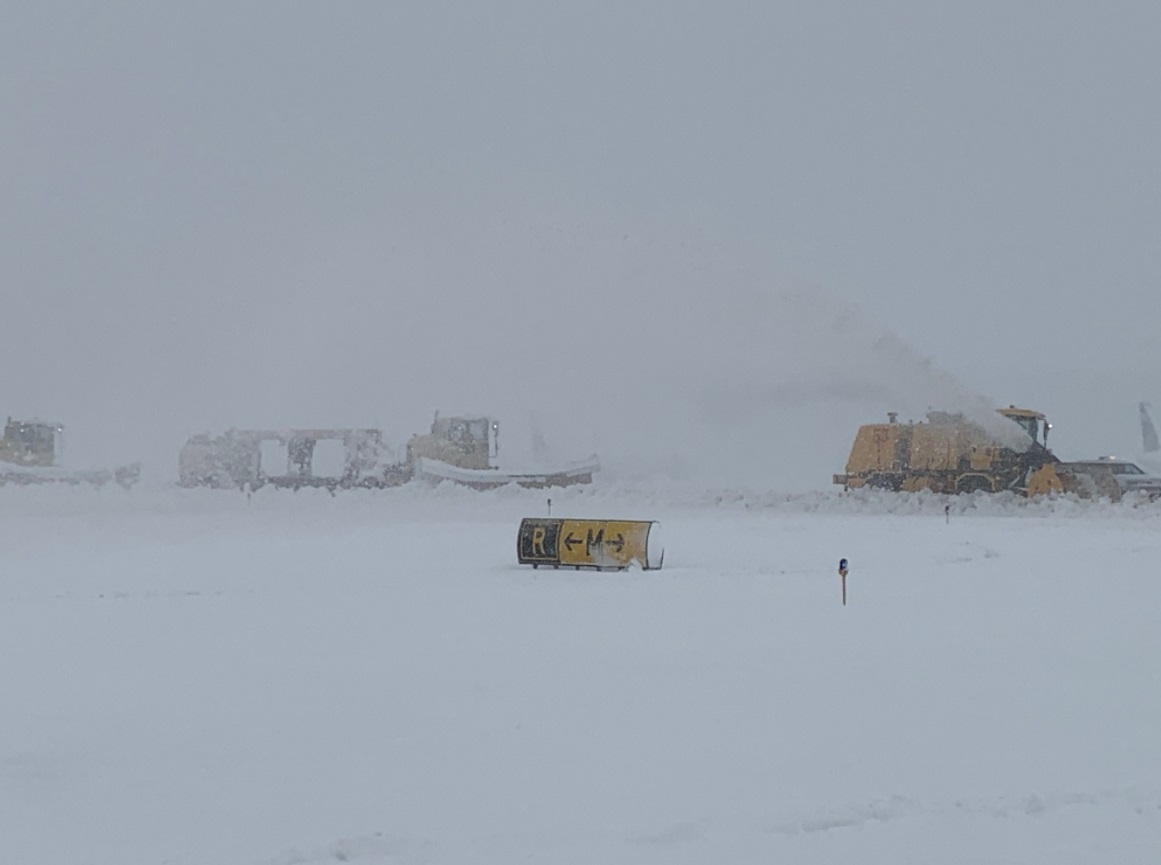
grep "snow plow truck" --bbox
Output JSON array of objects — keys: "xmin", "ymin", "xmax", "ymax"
[
  {"xmin": 179, "ymin": 412, "xmax": 599, "ymax": 492},
  {"xmin": 833, "ymin": 406, "xmax": 1099, "ymax": 498},
  {"xmin": 0, "ymin": 417, "xmax": 141, "ymax": 488}
]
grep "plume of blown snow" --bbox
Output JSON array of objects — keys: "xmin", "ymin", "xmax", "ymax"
[
  {"xmin": 864, "ymin": 333, "xmax": 1033, "ymax": 452},
  {"xmin": 661, "ymin": 292, "xmax": 1037, "ymax": 486},
  {"xmin": 485, "ymin": 289, "xmax": 1033, "ymax": 492}
]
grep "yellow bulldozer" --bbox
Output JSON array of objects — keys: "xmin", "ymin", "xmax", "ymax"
[{"xmin": 833, "ymin": 406, "xmax": 1088, "ymax": 497}]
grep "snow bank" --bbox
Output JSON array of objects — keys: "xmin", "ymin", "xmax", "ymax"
[{"xmin": 4, "ymin": 477, "xmax": 1161, "ymax": 524}]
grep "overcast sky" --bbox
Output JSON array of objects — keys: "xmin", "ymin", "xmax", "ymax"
[{"xmin": 3, "ymin": 2, "xmax": 1159, "ymax": 487}]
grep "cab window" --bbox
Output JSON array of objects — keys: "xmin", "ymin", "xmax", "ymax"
[{"xmin": 1012, "ymin": 416, "xmax": 1039, "ymax": 442}]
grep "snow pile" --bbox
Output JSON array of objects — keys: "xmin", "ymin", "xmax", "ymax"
[{"xmin": 6, "ymin": 477, "xmax": 1161, "ymax": 525}]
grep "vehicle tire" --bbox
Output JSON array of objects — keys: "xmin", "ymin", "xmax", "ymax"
[{"xmin": 956, "ymin": 474, "xmax": 993, "ymax": 494}]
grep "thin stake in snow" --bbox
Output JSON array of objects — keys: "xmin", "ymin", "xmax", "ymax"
[
  {"xmin": 839, "ymin": 558, "xmax": 849, "ymax": 606},
  {"xmin": 547, "ymin": 498, "xmax": 552, "ymax": 516}
]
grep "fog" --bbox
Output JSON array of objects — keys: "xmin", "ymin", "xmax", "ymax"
[{"xmin": 4, "ymin": 2, "xmax": 1160, "ymax": 491}]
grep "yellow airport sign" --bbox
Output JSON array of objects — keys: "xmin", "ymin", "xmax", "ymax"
[{"xmin": 517, "ymin": 518, "xmax": 663, "ymax": 570}]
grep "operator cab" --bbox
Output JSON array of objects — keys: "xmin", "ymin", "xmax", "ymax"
[
  {"xmin": 2, "ymin": 418, "xmax": 63, "ymax": 466},
  {"xmin": 437, "ymin": 416, "xmax": 490, "ymax": 447},
  {"xmin": 410, "ymin": 413, "xmax": 501, "ymax": 470},
  {"xmin": 998, "ymin": 407, "xmax": 1051, "ymax": 447}
]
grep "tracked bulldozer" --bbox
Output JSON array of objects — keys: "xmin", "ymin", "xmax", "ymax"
[
  {"xmin": 0, "ymin": 418, "xmax": 141, "ymax": 488},
  {"xmin": 833, "ymin": 406, "xmax": 1091, "ymax": 497},
  {"xmin": 179, "ymin": 413, "xmax": 599, "ymax": 492}
]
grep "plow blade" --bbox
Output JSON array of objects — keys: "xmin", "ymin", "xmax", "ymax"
[
  {"xmin": 0, "ymin": 462, "xmax": 141, "ymax": 489},
  {"xmin": 414, "ymin": 455, "xmax": 599, "ymax": 490}
]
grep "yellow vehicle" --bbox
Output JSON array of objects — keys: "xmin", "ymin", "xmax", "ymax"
[
  {"xmin": 406, "ymin": 415, "xmax": 497, "ymax": 471},
  {"xmin": 833, "ymin": 406, "xmax": 1084, "ymax": 497},
  {"xmin": 0, "ymin": 418, "xmax": 60, "ymax": 466},
  {"xmin": 407, "ymin": 413, "xmax": 599, "ymax": 490},
  {"xmin": 0, "ymin": 417, "xmax": 140, "ymax": 488}
]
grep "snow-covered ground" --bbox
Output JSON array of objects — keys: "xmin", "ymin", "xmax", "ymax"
[{"xmin": 2, "ymin": 482, "xmax": 1159, "ymax": 864}]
